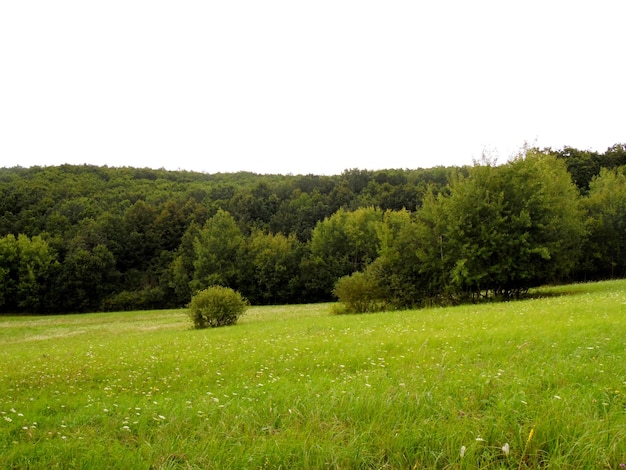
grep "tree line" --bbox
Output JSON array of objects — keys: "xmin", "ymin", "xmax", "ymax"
[{"xmin": 1, "ymin": 143, "xmax": 625, "ymax": 314}]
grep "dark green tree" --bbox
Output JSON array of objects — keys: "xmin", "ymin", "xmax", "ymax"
[
  {"xmin": 415, "ymin": 152, "xmax": 585, "ymax": 301},
  {"xmin": 168, "ymin": 222, "xmax": 201, "ymax": 305},
  {"xmin": 55, "ymin": 244, "xmax": 119, "ymax": 312},
  {"xmin": 269, "ymin": 189, "xmax": 333, "ymax": 241}
]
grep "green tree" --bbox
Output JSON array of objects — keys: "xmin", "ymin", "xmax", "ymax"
[
  {"xmin": 56, "ymin": 244, "xmax": 119, "ymax": 312},
  {"xmin": 416, "ymin": 152, "xmax": 585, "ymax": 301},
  {"xmin": 308, "ymin": 207, "xmax": 383, "ymax": 296},
  {"xmin": 580, "ymin": 167, "xmax": 626, "ymax": 279},
  {"xmin": 427, "ymin": 165, "xmax": 514, "ymax": 300},
  {"xmin": 269, "ymin": 189, "xmax": 333, "ymax": 241},
  {"xmin": 0, "ymin": 234, "xmax": 58, "ymax": 313},
  {"xmin": 243, "ymin": 230, "xmax": 303, "ymax": 304},
  {"xmin": 0, "ymin": 234, "xmax": 19, "ymax": 309},
  {"xmin": 225, "ymin": 182, "xmax": 281, "ymax": 232},
  {"xmin": 168, "ymin": 222, "xmax": 201, "ymax": 305},
  {"xmin": 503, "ymin": 152, "xmax": 585, "ymax": 287},
  {"xmin": 191, "ymin": 210, "xmax": 244, "ymax": 292},
  {"xmin": 366, "ymin": 209, "xmax": 427, "ymax": 308},
  {"xmin": 603, "ymin": 143, "xmax": 626, "ymax": 169},
  {"xmin": 118, "ymin": 199, "xmax": 159, "ymax": 279}
]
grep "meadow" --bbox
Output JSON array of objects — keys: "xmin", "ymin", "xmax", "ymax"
[{"xmin": 1, "ymin": 280, "xmax": 625, "ymax": 469}]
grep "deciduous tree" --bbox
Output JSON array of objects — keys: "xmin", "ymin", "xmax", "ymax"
[
  {"xmin": 580, "ymin": 167, "xmax": 626, "ymax": 279},
  {"xmin": 191, "ymin": 210, "xmax": 244, "ymax": 292}
]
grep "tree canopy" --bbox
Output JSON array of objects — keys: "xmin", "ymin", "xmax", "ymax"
[{"xmin": 0, "ymin": 143, "xmax": 624, "ymax": 313}]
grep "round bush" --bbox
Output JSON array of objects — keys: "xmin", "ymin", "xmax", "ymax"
[
  {"xmin": 332, "ymin": 271, "xmax": 386, "ymax": 314},
  {"xmin": 188, "ymin": 286, "xmax": 249, "ymax": 329}
]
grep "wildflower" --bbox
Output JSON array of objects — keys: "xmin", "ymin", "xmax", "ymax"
[
  {"xmin": 527, "ymin": 427, "xmax": 535, "ymax": 445},
  {"xmin": 502, "ymin": 443, "xmax": 510, "ymax": 456},
  {"xmin": 460, "ymin": 445, "xmax": 466, "ymax": 457}
]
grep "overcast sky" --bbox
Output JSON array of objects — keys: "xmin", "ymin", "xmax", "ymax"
[{"xmin": 1, "ymin": 1, "xmax": 624, "ymax": 175}]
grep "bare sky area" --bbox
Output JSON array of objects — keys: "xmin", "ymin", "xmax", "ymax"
[{"xmin": 1, "ymin": 1, "xmax": 624, "ymax": 175}]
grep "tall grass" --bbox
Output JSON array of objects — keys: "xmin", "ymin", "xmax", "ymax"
[{"xmin": 1, "ymin": 280, "xmax": 625, "ymax": 468}]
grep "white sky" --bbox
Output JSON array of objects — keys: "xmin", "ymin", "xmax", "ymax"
[{"xmin": 1, "ymin": 1, "xmax": 624, "ymax": 175}]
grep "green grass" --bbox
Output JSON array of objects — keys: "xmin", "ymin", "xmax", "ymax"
[{"xmin": 1, "ymin": 280, "xmax": 626, "ymax": 469}]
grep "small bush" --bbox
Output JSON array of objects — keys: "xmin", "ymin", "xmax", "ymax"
[
  {"xmin": 188, "ymin": 286, "xmax": 249, "ymax": 329},
  {"xmin": 332, "ymin": 271, "xmax": 387, "ymax": 314}
]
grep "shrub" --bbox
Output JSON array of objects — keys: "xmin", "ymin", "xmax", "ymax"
[
  {"xmin": 188, "ymin": 286, "xmax": 249, "ymax": 329},
  {"xmin": 332, "ymin": 271, "xmax": 386, "ymax": 314},
  {"xmin": 101, "ymin": 287, "xmax": 166, "ymax": 312}
]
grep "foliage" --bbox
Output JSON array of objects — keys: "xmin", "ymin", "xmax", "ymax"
[
  {"xmin": 547, "ymin": 143, "xmax": 626, "ymax": 193},
  {"xmin": 415, "ymin": 152, "xmax": 585, "ymax": 301},
  {"xmin": 242, "ymin": 230, "xmax": 304, "ymax": 305},
  {"xmin": 365, "ymin": 209, "xmax": 428, "ymax": 308},
  {"xmin": 332, "ymin": 271, "xmax": 386, "ymax": 314},
  {"xmin": 0, "ymin": 145, "xmax": 624, "ymax": 313},
  {"xmin": 580, "ymin": 167, "xmax": 626, "ymax": 279},
  {"xmin": 188, "ymin": 286, "xmax": 249, "ymax": 328},
  {"xmin": 56, "ymin": 244, "xmax": 119, "ymax": 313},
  {"xmin": 191, "ymin": 210, "xmax": 244, "ymax": 292},
  {"xmin": 0, "ymin": 233, "xmax": 58, "ymax": 312},
  {"xmin": 309, "ymin": 207, "xmax": 384, "ymax": 296},
  {"xmin": 100, "ymin": 287, "xmax": 166, "ymax": 312}
]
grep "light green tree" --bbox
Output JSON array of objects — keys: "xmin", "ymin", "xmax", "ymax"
[
  {"xmin": 244, "ymin": 230, "xmax": 303, "ymax": 305},
  {"xmin": 191, "ymin": 210, "xmax": 244, "ymax": 292},
  {"xmin": 365, "ymin": 209, "xmax": 426, "ymax": 308},
  {"xmin": 581, "ymin": 167, "xmax": 626, "ymax": 278},
  {"xmin": 0, "ymin": 234, "xmax": 58, "ymax": 313},
  {"xmin": 309, "ymin": 207, "xmax": 383, "ymax": 295}
]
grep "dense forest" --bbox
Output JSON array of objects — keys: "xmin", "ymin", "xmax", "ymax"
[{"xmin": 1, "ymin": 143, "xmax": 625, "ymax": 314}]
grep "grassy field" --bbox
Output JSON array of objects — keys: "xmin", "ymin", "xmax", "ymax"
[{"xmin": 1, "ymin": 280, "xmax": 625, "ymax": 469}]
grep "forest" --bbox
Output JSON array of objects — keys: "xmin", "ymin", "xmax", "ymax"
[{"xmin": 1, "ymin": 143, "xmax": 625, "ymax": 314}]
